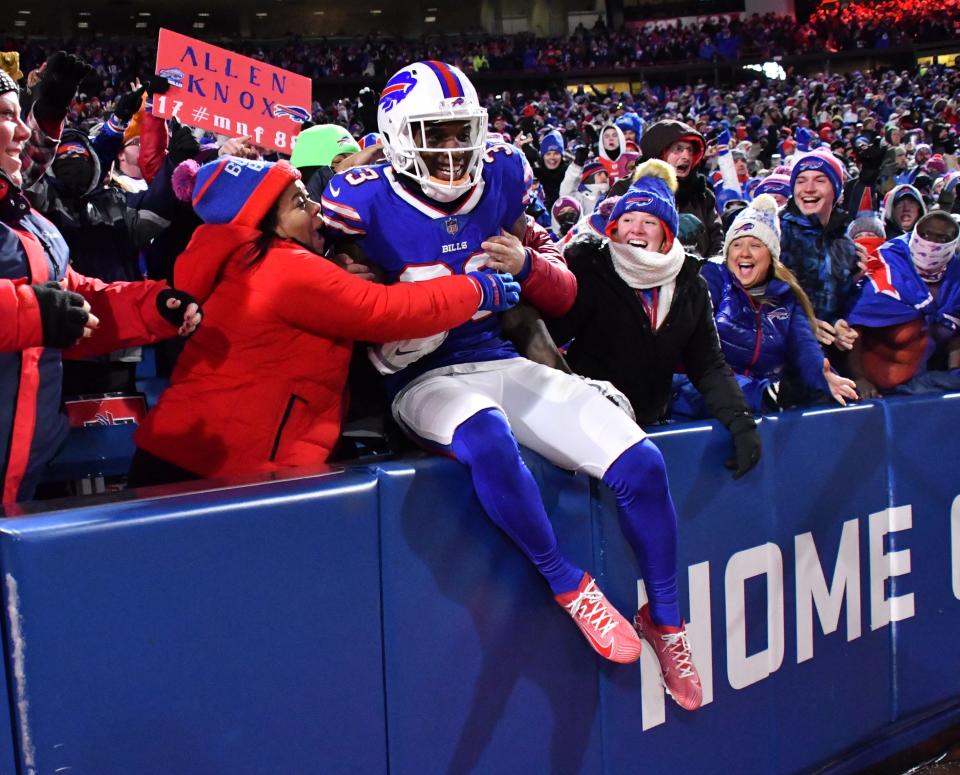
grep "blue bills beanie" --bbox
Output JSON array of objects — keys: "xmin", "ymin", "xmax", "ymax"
[
  {"xmin": 190, "ymin": 156, "xmax": 300, "ymax": 228},
  {"xmin": 605, "ymin": 159, "xmax": 679, "ymax": 242}
]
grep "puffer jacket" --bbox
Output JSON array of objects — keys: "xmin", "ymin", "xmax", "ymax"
[
  {"xmin": 699, "ymin": 260, "xmax": 828, "ymax": 390},
  {"xmin": 519, "ymin": 215, "xmax": 577, "ymax": 317},
  {"xmin": 779, "ymin": 201, "xmax": 860, "ymax": 324},
  {"xmin": 1, "ymin": 200, "xmax": 180, "ymax": 503},
  {"xmin": 134, "ymin": 225, "xmax": 486, "ymax": 479}
]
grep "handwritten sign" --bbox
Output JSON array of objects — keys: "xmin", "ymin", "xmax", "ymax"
[{"xmin": 153, "ymin": 29, "xmax": 312, "ymax": 155}]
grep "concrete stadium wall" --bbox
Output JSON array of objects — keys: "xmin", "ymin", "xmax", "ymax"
[{"xmin": 0, "ymin": 394, "xmax": 958, "ymax": 774}]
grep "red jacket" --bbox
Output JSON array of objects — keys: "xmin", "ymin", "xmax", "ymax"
[
  {"xmin": 520, "ymin": 217, "xmax": 577, "ymax": 317},
  {"xmin": 138, "ymin": 106, "xmax": 168, "ymax": 185},
  {"xmin": 135, "ymin": 225, "xmax": 482, "ymax": 478},
  {"xmin": 1, "ymin": 208, "xmax": 179, "ymax": 503}
]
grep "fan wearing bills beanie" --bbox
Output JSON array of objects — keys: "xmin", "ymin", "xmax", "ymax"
[
  {"xmin": 518, "ymin": 128, "xmax": 568, "ymax": 210},
  {"xmin": 549, "ymin": 159, "xmax": 761, "ymax": 480},
  {"xmin": 779, "ymin": 148, "xmax": 861, "ymax": 354},
  {"xmin": 673, "ymin": 194, "xmax": 859, "ymax": 418},
  {"xmin": 753, "ymin": 168, "xmax": 792, "ymax": 208},
  {"xmin": 130, "ymin": 155, "xmax": 520, "ymax": 487}
]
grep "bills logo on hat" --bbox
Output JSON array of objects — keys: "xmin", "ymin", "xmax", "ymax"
[
  {"xmin": 734, "ymin": 222, "xmax": 755, "ymax": 233},
  {"xmin": 796, "ymin": 160, "xmax": 820, "ymax": 173},
  {"xmin": 629, "ymin": 194, "xmax": 653, "ymax": 207}
]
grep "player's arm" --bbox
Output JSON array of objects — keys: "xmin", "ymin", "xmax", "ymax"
[{"xmin": 498, "ymin": 215, "xmax": 573, "ymax": 373}]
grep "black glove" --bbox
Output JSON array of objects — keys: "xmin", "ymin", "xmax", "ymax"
[
  {"xmin": 573, "ymin": 144, "xmax": 589, "ymax": 166},
  {"xmin": 725, "ymin": 415, "xmax": 761, "ymax": 480},
  {"xmin": 156, "ymin": 288, "xmax": 201, "ymax": 332},
  {"xmin": 357, "ymin": 86, "xmax": 380, "ymax": 134},
  {"xmin": 144, "ymin": 74, "xmax": 170, "ymax": 97},
  {"xmin": 31, "ymin": 281, "xmax": 89, "ymax": 348},
  {"xmin": 32, "ymin": 52, "xmax": 92, "ymax": 123},
  {"xmin": 167, "ymin": 118, "xmax": 200, "ymax": 165},
  {"xmin": 113, "ymin": 85, "xmax": 146, "ymax": 124}
]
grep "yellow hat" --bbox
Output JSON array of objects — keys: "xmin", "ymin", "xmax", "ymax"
[{"xmin": 0, "ymin": 52, "xmax": 23, "ymax": 82}]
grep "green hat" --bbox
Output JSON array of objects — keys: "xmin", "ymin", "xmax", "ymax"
[{"xmin": 290, "ymin": 124, "xmax": 360, "ymax": 168}]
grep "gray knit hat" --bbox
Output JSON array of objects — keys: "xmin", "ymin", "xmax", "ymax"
[{"xmin": 723, "ymin": 193, "xmax": 782, "ymax": 262}]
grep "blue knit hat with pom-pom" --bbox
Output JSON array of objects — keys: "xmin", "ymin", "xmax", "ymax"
[
  {"xmin": 605, "ymin": 159, "xmax": 679, "ymax": 243},
  {"xmin": 173, "ymin": 156, "xmax": 300, "ymax": 228}
]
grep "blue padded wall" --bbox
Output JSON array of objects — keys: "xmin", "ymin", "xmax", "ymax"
[
  {"xmin": 0, "ymin": 396, "xmax": 958, "ymax": 774},
  {"xmin": 0, "ymin": 470, "xmax": 387, "ymax": 775}
]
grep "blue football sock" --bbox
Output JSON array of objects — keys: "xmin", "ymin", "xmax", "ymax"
[
  {"xmin": 450, "ymin": 408, "xmax": 584, "ymax": 595},
  {"xmin": 602, "ymin": 439, "xmax": 681, "ymax": 627}
]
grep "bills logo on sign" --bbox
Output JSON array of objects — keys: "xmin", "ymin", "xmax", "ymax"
[
  {"xmin": 158, "ymin": 67, "xmax": 184, "ymax": 88},
  {"xmin": 274, "ymin": 104, "xmax": 311, "ymax": 124},
  {"xmin": 379, "ymin": 72, "xmax": 417, "ymax": 112},
  {"xmin": 734, "ymin": 222, "xmax": 755, "ymax": 233}
]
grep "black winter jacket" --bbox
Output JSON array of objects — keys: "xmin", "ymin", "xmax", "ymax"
[{"xmin": 548, "ymin": 234, "xmax": 754, "ymax": 428}]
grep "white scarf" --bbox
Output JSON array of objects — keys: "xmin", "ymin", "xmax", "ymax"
[{"xmin": 608, "ymin": 237, "xmax": 686, "ymax": 330}]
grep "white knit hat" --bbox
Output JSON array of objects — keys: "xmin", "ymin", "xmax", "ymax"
[{"xmin": 723, "ymin": 193, "xmax": 782, "ymax": 262}]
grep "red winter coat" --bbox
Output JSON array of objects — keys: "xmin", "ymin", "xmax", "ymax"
[
  {"xmin": 520, "ymin": 217, "xmax": 577, "ymax": 317},
  {"xmin": 1, "ymin": 207, "xmax": 180, "ymax": 504},
  {"xmin": 134, "ymin": 225, "xmax": 482, "ymax": 478}
]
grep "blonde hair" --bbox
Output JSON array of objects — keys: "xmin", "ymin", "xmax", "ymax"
[{"xmin": 773, "ymin": 262, "xmax": 818, "ymax": 332}]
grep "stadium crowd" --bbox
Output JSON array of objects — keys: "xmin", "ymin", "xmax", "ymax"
[
  {"xmin": 0, "ymin": 14, "xmax": 958, "ymax": 499},
  {"xmin": 3, "ymin": 0, "xmax": 959, "ymax": 90}
]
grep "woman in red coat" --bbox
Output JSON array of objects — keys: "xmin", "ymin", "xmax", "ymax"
[{"xmin": 130, "ymin": 156, "xmax": 518, "ymax": 485}]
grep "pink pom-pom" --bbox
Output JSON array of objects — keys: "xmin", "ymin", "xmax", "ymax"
[{"xmin": 172, "ymin": 159, "xmax": 200, "ymax": 202}]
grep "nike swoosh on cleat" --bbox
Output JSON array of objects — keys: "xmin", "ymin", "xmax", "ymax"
[{"xmin": 582, "ymin": 627, "xmax": 615, "ymax": 660}]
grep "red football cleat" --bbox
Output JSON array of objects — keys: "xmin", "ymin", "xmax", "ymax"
[
  {"xmin": 555, "ymin": 574, "xmax": 642, "ymax": 664},
  {"xmin": 633, "ymin": 603, "xmax": 702, "ymax": 711}
]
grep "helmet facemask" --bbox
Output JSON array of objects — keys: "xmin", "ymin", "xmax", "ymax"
[{"xmin": 384, "ymin": 108, "xmax": 487, "ymax": 202}]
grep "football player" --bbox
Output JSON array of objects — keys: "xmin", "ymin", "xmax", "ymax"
[{"xmin": 323, "ymin": 61, "xmax": 702, "ymax": 709}]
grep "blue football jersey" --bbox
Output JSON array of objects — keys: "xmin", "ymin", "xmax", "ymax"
[{"xmin": 322, "ymin": 144, "xmax": 527, "ymax": 387}]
